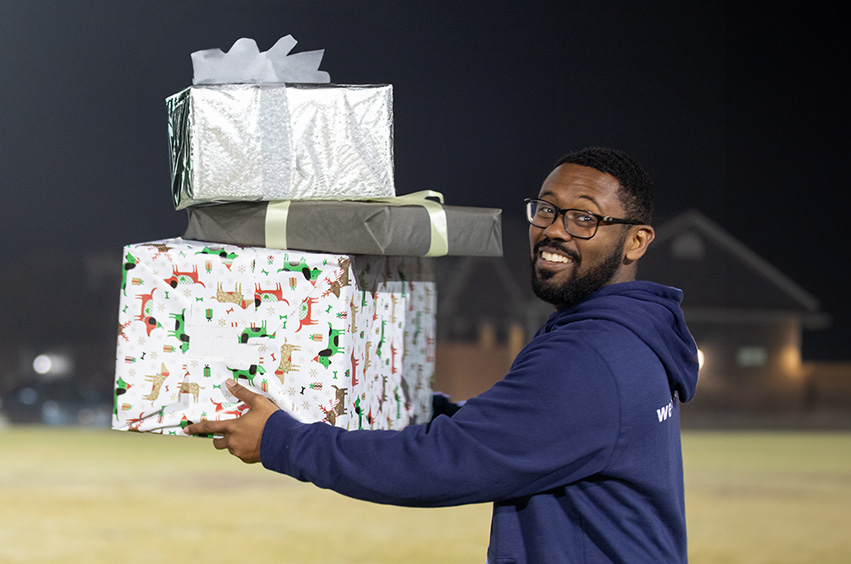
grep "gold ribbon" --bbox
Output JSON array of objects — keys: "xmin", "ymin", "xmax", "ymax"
[{"xmin": 264, "ymin": 191, "xmax": 449, "ymax": 257}]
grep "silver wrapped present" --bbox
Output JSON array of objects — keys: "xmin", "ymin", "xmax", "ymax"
[
  {"xmin": 166, "ymin": 37, "xmax": 395, "ymax": 209},
  {"xmin": 166, "ymin": 83, "xmax": 395, "ymax": 209}
]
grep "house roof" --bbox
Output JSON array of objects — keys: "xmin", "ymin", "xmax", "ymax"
[{"xmin": 640, "ymin": 209, "xmax": 827, "ymax": 326}]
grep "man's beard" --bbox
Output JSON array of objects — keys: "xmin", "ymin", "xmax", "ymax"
[{"xmin": 530, "ymin": 235, "xmax": 626, "ymax": 309}]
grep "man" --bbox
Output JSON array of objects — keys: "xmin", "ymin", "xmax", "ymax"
[{"xmin": 187, "ymin": 147, "xmax": 700, "ymax": 563}]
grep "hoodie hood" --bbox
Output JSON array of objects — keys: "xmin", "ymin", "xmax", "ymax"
[{"xmin": 541, "ymin": 280, "xmax": 699, "ymax": 402}]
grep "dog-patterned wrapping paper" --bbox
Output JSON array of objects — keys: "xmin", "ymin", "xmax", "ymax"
[{"xmin": 113, "ymin": 238, "xmax": 435, "ymax": 435}]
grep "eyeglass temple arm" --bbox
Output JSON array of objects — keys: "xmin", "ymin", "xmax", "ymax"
[{"xmin": 598, "ymin": 215, "xmax": 643, "ymax": 226}]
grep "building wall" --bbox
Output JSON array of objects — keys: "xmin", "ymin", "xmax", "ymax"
[
  {"xmin": 433, "ymin": 324, "xmax": 526, "ymax": 402},
  {"xmin": 433, "ymin": 319, "xmax": 851, "ymax": 418},
  {"xmin": 802, "ymin": 361, "xmax": 851, "ymax": 411},
  {"xmin": 687, "ymin": 317, "xmax": 807, "ymax": 410},
  {"xmin": 433, "ymin": 342, "xmax": 510, "ymax": 401}
]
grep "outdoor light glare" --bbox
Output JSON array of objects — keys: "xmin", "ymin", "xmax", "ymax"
[
  {"xmin": 697, "ymin": 349, "xmax": 705, "ymax": 370},
  {"xmin": 33, "ymin": 354, "xmax": 53, "ymax": 375},
  {"xmin": 31, "ymin": 352, "xmax": 73, "ymax": 377}
]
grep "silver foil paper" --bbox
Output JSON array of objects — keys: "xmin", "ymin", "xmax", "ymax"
[{"xmin": 166, "ymin": 83, "xmax": 395, "ymax": 210}]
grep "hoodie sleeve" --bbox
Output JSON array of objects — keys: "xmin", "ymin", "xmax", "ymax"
[{"xmin": 261, "ymin": 331, "xmax": 621, "ymax": 507}]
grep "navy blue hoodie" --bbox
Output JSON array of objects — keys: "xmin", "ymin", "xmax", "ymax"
[{"xmin": 261, "ymin": 281, "xmax": 699, "ymax": 563}]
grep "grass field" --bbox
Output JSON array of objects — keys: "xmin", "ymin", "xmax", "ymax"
[{"xmin": 0, "ymin": 427, "xmax": 849, "ymax": 563}]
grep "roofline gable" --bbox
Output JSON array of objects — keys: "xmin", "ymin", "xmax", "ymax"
[
  {"xmin": 440, "ymin": 256, "xmax": 529, "ymax": 314},
  {"xmin": 652, "ymin": 209, "xmax": 821, "ymax": 313}
]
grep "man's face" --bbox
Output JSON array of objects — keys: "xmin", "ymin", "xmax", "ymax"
[{"xmin": 529, "ymin": 163, "xmax": 632, "ymax": 308}]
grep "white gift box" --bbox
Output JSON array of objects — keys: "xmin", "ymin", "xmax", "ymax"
[{"xmin": 113, "ymin": 238, "xmax": 434, "ymax": 435}]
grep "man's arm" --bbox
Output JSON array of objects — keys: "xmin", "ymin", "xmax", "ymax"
[
  {"xmin": 185, "ymin": 385, "xmax": 466, "ymax": 462},
  {"xmin": 253, "ymin": 333, "xmax": 621, "ymax": 507},
  {"xmin": 188, "ymin": 333, "xmax": 620, "ymax": 508}
]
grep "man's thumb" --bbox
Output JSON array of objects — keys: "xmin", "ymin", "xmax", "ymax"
[{"xmin": 226, "ymin": 378, "xmax": 257, "ymax": 403}]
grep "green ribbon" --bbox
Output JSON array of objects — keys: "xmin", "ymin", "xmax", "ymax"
[
  {"xmin": 265, "ymin": 200, "xmax": 292, "ymax": 250},
  {"xmin": 264, "ymin": 191, "xmax": 449, "ymax": 257}
]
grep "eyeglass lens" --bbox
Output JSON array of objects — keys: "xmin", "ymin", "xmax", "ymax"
[{"xmin": 526, "ymin": 200, "xmax": 598, "ymax": 239}]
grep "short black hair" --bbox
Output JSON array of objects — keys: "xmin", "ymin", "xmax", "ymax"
[{"xmin": 554, "ymin": 147, "xmax": 654, "ymax": 224}]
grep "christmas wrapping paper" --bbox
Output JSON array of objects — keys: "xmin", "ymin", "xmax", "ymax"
[
  {"xmin": 183, "ymin": 197, "xmax": 503, "ymax": 257},
  {"xmin": 166, "ymin": 83, "xmax": 395, "ymax": 210},
  {"xmin": 113, "ymin": 238, "xmax": 435, "ymax": 435}
]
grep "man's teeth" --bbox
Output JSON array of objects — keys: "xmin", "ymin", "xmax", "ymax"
[{"xmin": 541, "ymin": 251, "xmax": 572, "ymax": 264}]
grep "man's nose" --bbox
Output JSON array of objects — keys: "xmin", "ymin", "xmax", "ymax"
[{"xmin": 542, "ymin": 214, "xmax": 572, "ymax": 240}]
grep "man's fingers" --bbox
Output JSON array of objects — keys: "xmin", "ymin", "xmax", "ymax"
[{"xmin": 185, "ymin": 420, "xmax": 227, "ymax": 436}]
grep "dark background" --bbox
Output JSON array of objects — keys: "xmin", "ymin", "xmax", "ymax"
[{"xmin": 1, "ymin": 2, "xmax": 845, "ymax": 361}]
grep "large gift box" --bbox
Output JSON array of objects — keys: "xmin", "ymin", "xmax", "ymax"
[
  {"xmin": 113, "ymin": 238, "xmax": 435, "ymax": 434},
  {"xmin": 183, "ymin": 196, "xmax": 503, "ymax": 257},
  {"xmin": 166, "ymin": 83, "xmax": 395, "ymax": 209}
]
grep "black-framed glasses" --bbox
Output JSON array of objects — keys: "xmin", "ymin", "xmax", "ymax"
[{"xmin": 524, "ymin": 198, "xmax": 643, "ymax": 240}]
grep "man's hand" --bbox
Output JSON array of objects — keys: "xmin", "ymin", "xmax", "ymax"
[{"xmin": 185, "ymin": 379, "xmax": 280, "ymax": 464}]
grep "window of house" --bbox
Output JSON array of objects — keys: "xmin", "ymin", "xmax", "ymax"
[
  {"xmin": 736, "ymin": 346, "xmax": 768, "ymax": 367},
  {"xmin": 670, "ymin": 232, "xmax": 706, "ymax": 260}
]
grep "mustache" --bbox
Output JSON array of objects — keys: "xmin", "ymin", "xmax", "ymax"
[{"xmin": 533, "ymin": 237, "xmax": 580, "ymax": 263}]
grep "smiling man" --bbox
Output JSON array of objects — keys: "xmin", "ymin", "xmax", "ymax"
[
  {"xmin": 529, "ymin": 151, "xmax": 654, "ymax": 309},
  {"xmin": 187, "ymin": 147, "xmax": 700, "ymax": 563}
]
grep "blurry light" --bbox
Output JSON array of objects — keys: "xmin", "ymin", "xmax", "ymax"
[
  {"xmin": 78, "ymin": 408, "xmax": 96, "ymax": 426},
  {"xmin": 18, "ymin": 387, "xmax": 39, "ymax": 405},
  {"xmin": 33, "ymin": 354, "xmax": 53, "ymax": 374},
  {"xmin": 697, "ymin": 349, "xmax": 705, "ymax": 370},
  {"xmin": 42, "ymin": 401, "xmax": 60, "ymax": 418},
  {"xmin": 781, "ymin": 344, "xmax": 802, "ymax": 377},
  {"xmin": 31, "ymin": 352, "xmax": 73, "ymax": 378}
]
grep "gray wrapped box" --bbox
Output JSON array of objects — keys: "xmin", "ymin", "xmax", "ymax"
[
  {"xmin": 183, "ymin": 199, "xmax": 503, "ymax": 257},
  {"xmin": 166, "ymin": 83, "xmax": 395, "ymax": 210}
]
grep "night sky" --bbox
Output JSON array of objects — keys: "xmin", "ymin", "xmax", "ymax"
[{"xmin": 1, "ymin": 2, "xmax": 846, "ymax": 360}]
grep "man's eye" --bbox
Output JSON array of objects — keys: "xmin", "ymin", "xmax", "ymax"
[
  {"xmin": 537, "ymin": 205, "xmax": 556, "ymax": 215},
  {"xmin": 571, "ymin": 212, "xmax": 595, "ymax": 223}
]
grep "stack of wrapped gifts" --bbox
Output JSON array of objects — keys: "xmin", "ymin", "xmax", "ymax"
[{"xmin": 112, "ymin": 37, "xmax": 502, "ymax": 436}]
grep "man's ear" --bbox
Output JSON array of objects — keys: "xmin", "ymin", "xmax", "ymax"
[{"xmin": 624, "ymin": 225, "xmax": 655, "ymax": 262}]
